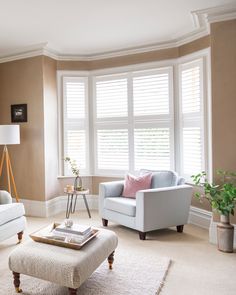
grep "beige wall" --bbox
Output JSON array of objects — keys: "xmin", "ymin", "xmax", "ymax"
[
  {"xmin": 42, "ymin": 56, "xmax": 60, "ymax": 200},
  {"xmin": 211, "ymin": 19, "xmax": 236, "ymax": 223},
  {"xmin": 0, "ymin": 56, "xmax": 45, "ymax": 201},
  {"xmin": 0, "ymin": 21, "xmax": 235, "ymax": 219}
]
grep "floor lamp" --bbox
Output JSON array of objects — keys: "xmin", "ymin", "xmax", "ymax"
[{"xmin": 0, "ymin": 125, "xmax": 20, "ymax": 202}]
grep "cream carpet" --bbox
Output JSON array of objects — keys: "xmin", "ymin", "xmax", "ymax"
[{"xmin": 0, "ymin": 246, "xmax": 170, "ymax": 295}]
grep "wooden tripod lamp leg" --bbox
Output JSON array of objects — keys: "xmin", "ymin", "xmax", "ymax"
[
  {"xmin": 8, "ymin": 153, "xmax": 20, "ymax": 202},
  {"xmin": 0, "ymin": 147, "xmax": 6, "ymax": 178},
  {"xmin": 0, "ymin": 146, "xmax": 20, "ymax": 202},
  {"xmin": 5, "ymin": 149, "xmax": 12, "ymax": 195}
]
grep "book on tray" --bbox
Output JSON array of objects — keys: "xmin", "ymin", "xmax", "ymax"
[
  {"xmin": 44, "ymin": 224, "xmax": 93, "ymax": 244},
  {"xmin": 54, "ymin": 224, "xmax": 91, "ymax": 236}
]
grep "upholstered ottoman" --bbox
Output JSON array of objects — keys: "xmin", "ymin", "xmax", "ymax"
[{"xmin": 9, "ymin": 228, "xmax": 118, "ymax": 295}]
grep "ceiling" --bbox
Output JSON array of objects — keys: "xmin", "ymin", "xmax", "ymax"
[{"xmin": 0, "ymin": 0, "xmax": 235, "ymax": 59}]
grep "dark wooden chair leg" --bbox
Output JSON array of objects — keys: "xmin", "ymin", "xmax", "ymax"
[
  {"xmin": 13, "ymin": 272, "xmax": 22, "ymax": 293},
  {"xmin": 176, "ymin": 225, "xmax": 184, "ymax": 233},
  {"xmin": 108, "ymin": 251, "xmax": 115, "ymax": 269},
  {"xmin": 102, "ymin": 218, "xmax": 108, "ymax": 226},
  {"xmin": 17, "ymin": 231, "xmax": 23, "ymax": 243},
  {"xmin": 68, "ymin": 288, "xmax": 77, "ymax": 295},
  {"xmin": 139, "ymin": 231, "xmax": 146, "ymax": 240}
]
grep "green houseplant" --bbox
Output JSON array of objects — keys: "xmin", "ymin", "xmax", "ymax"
[
  {"xmin": 192, "ymin": 170, "xmax": 236, "ymax": 252},
  {"xmin": 64, "ymin": 157, "xmax": 83, "ymax": 191}
]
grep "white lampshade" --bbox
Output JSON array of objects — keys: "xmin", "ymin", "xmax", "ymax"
[{"xmin": 0, "ymin": 125, "xmax": 20, "ymax": 145}]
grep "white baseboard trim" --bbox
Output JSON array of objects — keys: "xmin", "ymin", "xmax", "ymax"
[
  {"xmin": 209, "ymin": 218, "xmax": 236, "ymax": 246},
  {"xmin": 16, "ymin": 195, "xmax": 98, "ymax": 218},
  {"xmin": 188, "ymin": 206, "xmax": 212, "ymax": 229}
]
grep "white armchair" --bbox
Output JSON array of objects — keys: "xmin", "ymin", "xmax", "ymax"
[
  {"xmin": 99, "ymin": 170, "xmax": 193, "ymax": 240},
  {"xmin": 0, "ymin": 190, "xmax": 26, "ymax": 243}
]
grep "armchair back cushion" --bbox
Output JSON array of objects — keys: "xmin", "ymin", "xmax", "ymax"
[
  {"xmin": 122, "ymin": 173, "xmax": 152, "ymax": 198},
  {"xmin": 139, "ymin": 169, "xmax": 179, "ymax": 188}
]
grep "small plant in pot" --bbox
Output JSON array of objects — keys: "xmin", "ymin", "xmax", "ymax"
[
  {"xmin": 192, "ymin": 170, "xmax": 236, "ymax": 253},
  {"xmin": 64, "ymin": 157, "xmax": 83, "ymax": 191}
]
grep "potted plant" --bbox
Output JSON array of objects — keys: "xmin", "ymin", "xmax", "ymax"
[
  {"xmin": 192, "ymin": 170, "xmax": 236, "ymax": 253},
  {"xmin": 64, "ymin": 157, "xmax": 83, "ymax": 191}
]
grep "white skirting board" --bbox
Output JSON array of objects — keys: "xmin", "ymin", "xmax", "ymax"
[{"xmin": 15, "ymin": 195, "xmax": 98, "ymax": 218}]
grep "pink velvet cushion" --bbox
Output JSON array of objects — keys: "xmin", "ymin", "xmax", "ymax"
[{"xmin": 122, "ymin": 173, "xmax": 152, "ymax": 198}]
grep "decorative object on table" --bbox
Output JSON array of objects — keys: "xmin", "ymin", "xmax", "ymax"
[
  {"xmin": 64, "ymin": 157, "xmax": 83, "ymax": 191},
  {"xmin": 64, "ymin": 219, "xmax": 73, "ymax": 228},
  {"xmin": 192, "ymin": 170, "xmax": 236, "ymax": 253},
  {"xmin": 11, "ymin": 104, "xmax": 27, "ymax": 123},
  {"xmin": 30, "ymin": 223, "xmax": 98, "ymax": 250},
  {"xmin": 64, "ymin": 189, "xmax": 91, "ymax": 219},
  {"xmin": 0, "ymin": 125, "xmax": 20, "ymax": 201}
]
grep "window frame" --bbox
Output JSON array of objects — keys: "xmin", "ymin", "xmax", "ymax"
[{"xmin": 57, "ymin": 49, "xmax": 211, "ymax": 181}]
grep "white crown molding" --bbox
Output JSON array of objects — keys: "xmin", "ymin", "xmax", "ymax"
[{"xmin": 0, "ymin": 3, "xmax": 235, "ymax": 63}]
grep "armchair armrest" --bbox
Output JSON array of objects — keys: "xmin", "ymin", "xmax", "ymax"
[
  {"xmin": 0, "ymin": 190, "xmax": 13, "ymax": 204},
  {"xmin": 99, "ymin": 180, "xmax": 125, "ymax": 217},
  {"xmin": 135, "ymin": 185, "xmax": 193, "ymax": 232},
  {"xmin": 99, "ymin": 180, "xmax": 124, "ymax": 198}
]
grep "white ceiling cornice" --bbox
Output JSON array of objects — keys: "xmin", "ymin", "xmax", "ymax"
[{"xmin": 0, "ymin": 3, "xmax": 235, "ymax": 64}]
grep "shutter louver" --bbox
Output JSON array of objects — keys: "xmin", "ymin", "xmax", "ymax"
[
  {"xmin": 97, "ymin": 129, "xmax": 128, "ymax": 170},
  {"xmin": 134, "ymin": 128, "xmax": 170, "ymax": 170},
  {"xmin": 65, "ymin": 81, "xmax": 85, "ymax": 119},
  {"xmin": 65, "ymin": 130, "xmax": 86, "ymax": 170},
  {"xmin": 133, "ymin": 73, "xmax": 169, "ymax": 116},
  {"xmin": 96, "ymin": 79, "xmax": 128, "ymax": 118},
  {"xmin": 181, "ymin": 66, "xmax": 200, "ymax": 114},
  {"xmin": 183, "ymin": 127, "xmax": 202, "ymax": 175}
]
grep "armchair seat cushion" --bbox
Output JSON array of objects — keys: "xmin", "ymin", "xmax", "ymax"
[
  {"xmin": 0, "ymin": 203, "xmax": 25, "ymax": 226},
  {"xmin": 104, "ymin": 197, "xmax": 136, "ymax": 217}
]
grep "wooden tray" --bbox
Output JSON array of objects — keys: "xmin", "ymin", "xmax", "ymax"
[{"xmin": 30, "ymin": 223, "xmax": 99, "ymax": 250}]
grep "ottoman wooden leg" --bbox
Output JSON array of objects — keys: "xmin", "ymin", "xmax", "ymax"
[
  {"xmin": 102, "ymin": 218, "xmax": 108, "ymax": 226},
  {"xmin": 13, "ymin": 272, "xmax": 22, "ymax": 293},
  {"xmin": 68, "ymin": 288, "xmax": 77, "ymax": 295},
  {"xmin": 17, "ymin": 231, "xmax": 23, "ymax": 243},
  {"xmin": 108, "ymin": 251, "xmax": 115, "ymax": 270},
  {"xmin": 176, "ymin": 225, "xmax": 184, "ymax": 233}
]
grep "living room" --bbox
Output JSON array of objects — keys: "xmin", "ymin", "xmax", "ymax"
[{"xmin": 0, "ymin": 1, "xmax": 236, "ymax": 294}]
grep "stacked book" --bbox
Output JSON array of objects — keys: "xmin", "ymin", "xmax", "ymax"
[{"xmin": 49, "ymin": 224, "xmax": 92, "ymax": 244}]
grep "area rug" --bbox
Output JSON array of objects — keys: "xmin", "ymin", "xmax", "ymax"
[{"xmin": 0, "ymin": 249, "xmax": 171, "ymax": 295}]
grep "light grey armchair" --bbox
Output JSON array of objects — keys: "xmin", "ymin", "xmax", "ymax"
[
  {"xmin": 0, "ymin": 190, "xmax": 26, "ymax": 243},
  {"xmin": 99, "ymin": 170, "xmax": 193, "ymax": 240}
]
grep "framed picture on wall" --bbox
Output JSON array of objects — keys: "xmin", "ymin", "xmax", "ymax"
[{"xmin": 11, "ymin": 104, "xmax": 27, "ymax": 123}]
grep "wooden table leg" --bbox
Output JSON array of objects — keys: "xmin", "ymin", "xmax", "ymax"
[
  {"xmin": 17, "ymin": 231, "xmax": 23, "ymax": 243},
  {"xmin": 68, "ymin": 287, "xmax": 77, "ymax": 295},
  {"xmin": 83, "ymin": 194, "xmax": 91, "ymax": 218},
  {"xmin": 13, "ymin": 272, "xmax": 22, "ymax": 293},
  {"xmin": 108, "ymin": 251, "xmax": 115, "ymax": 270}
]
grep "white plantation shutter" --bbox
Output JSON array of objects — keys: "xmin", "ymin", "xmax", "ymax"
[
  {"xmin": 96, "ymin": 78, "xmax": 128, "ymax": 118},
  {"xmin": 64, "ymin": 129, "xmax": 86, "ymax": 171},
  {"xmin": 63, "ymin": 76, "xmax": 88, "ymax": 175},
  {"xmin": 94, "ymin": 68, "xmax": 173, "ymax": 175},
  {"xmin": 65, "ymin": 79, "xmax": 85, "ymax": 119},
  {"xmin": 182, "ymin": 127, "xmax": 202, "ymax": 174},
  {"xmin": 133, "ymin": 73, "xmax": 169, "ymax": 116},
  {"xmin": 134, "ymin": 128, "xmax": 170, "ymax": 170},
  {"xmin": 181, "ymin": 66, "xmax": 200, "ymax": 114},
  {"xmin": 179, "ymin": 59, "xmax": 204, "ymax": 179},
  {"xmin": 97, "ymin": 129, "xmax": 129, "ymax": 170}
]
